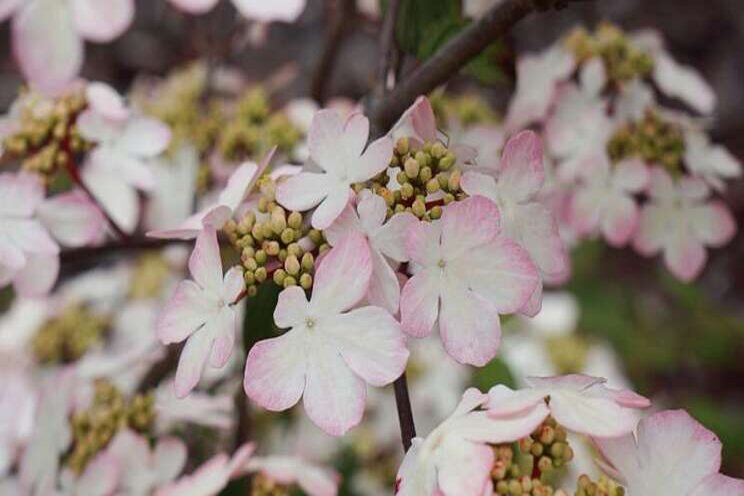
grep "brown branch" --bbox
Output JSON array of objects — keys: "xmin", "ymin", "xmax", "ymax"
[
  {"xmin": 366, "ymin": 0, "xmax": 591, "ymax": 137},
  {"xmin": 310, "ymin": 0, "xmax": 355, "ymax": 103},
  {"xmin": 60, "ymin": 237, "xmax": 191, "ymax": 264},
  {"xmin": 376, "ymin": 0, "xmax": 402, "ymax": 93},
  {"xmin": 393, "ymin": 371, "xmax": 416, "ymax": 451}
]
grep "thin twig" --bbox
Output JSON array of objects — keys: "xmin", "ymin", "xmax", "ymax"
[
  {"xmin": 377, "ymin": 0, "xmax": 401, "ymax": 93},
  {"xmin": 393, "ymin": 372, "xmax": 416, "ymax": 451},
  {"xmin": 310, "ymin": 0, "xmax": 354, "ymax": 103},
  {"xmin": 366, "ymin": 0, "xmax": 591, "ymax": 136}
]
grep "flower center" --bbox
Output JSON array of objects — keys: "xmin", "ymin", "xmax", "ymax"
[
  {"xmin": 305, "ymin": 318, "xmax": 316, "ymax": 329},
  {"xmin": 437, "ymin": 259, "xmax": 447, "ymax": 269}
]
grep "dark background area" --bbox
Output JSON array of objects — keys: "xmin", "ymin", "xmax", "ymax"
[{"xmin": 0, "ymin": 0, "xmax": 741, "ymax": 475}]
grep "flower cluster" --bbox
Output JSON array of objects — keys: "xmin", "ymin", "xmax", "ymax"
[{"xmin": 507, "ymin": 22, "xmax": 739, "ymax": 281}]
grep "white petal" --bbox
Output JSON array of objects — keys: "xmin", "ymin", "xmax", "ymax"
[
  {"xmin": 37, "ymin": 190, "xmax": 105, "ymax": 247},
  {"xmin": 323, "ymin": 202, "xmax": 362, "ymax": 247},
  {"xmin": 244, "ymin": 331, "xmax": 307, "ymax": 412},
  {"xmin": 654, "ymin": 53, "xmax": 715, "ymax": 114},
  {"xmin": 441, "ymin": 196, "xmax": 500, "ymax": 259},
  {"xmin": 549, "ymin": 388, "xmax": 641, "ymax": 438},
  {"xmin": 217, "ymin": 161, "xmax": 258, "ymax": 211},
  {"xmin": 366, "ymin": 247, "xmax": 401, "ymax": 313},
  {"xmin": 85, "ymin": 82, "xmax": 129, "ymax": 121},
  {"xmin": 373, "ymin": 211, "xmax": 417, "ymax": 262},
  {"xmin": 154, "ymin": 437, "xmax": 188, "ymax": 485},
  {"xmin": 310, "ymin": 185, "xmax": 352, "ymax": 230},
  {"xmin": 208, "ymin": 307, "xmax": 237, "ymax": 369},
  {"xmin": 325, "ymin": 306, "xmax": 408, "ymax": 387},
  {"xmin": 231, "ymin": 0, "xmax": 305, "ymax": 22},
  {"xmin": 274, "ymin": 286, "xmax": 311, "ymax": 329},
  {"xmin": 436, "ymin": 438, "xmax": 493, "ymax": 496},
  {"xmin": 308, "ymin": 110, "xmax": 346, "ymax": 176},
  {"xmin": 0, "ymin": 172, "xmax": 45, "ymax": 217},
  {"xmin": 81, "ymin": 164, "xmax": 139, "ymax": 233},
  {"xmin": 12, "ymin": 0, "xmax": 83, "ymax": 94},
  {"xmin": 12, "ymin": 252, "xmax": 59, "ymax": 297},
  {"xmin": 275, "ymin": 172, "xmax": 330, "ymax": 212},
  {"xmin": 348, "ymin": 135, "xmax": 393, "ymax": 183},
  {"xmin": 690, "ymin": 474, "xmax": 744, "ymax": 496},
  {"xmin": 496, "ymin": 130, "xmax": 545, "ymax": 202},
  {"xmin": 167, "ymin": 0, "xmax": 219, "ymax": 14},
  {"xmin": 311, "ymin": 231, "xmax": 371, "ymax": 314},
  {"xmin": 71, "ymin": 0, "xmax": 134, "ymax": 43},
  {"xmin": 189, "ymin": 227, "xmax": 224, "ymax": 295},
  {"xmin": 400, "ymin": 267, "xmax": 441, "ymax": 338},
  {"xmin": 76, "ymin": 452, "xmax": 119, "ymax": 496},
  {"xmin": 119, "ymin": 116, "xmax": 171, "ymax": 157},
  {"xmin": 157, "ymin": 280, "xmax": 212, "ymax": 344},
  {"xmin": 174, "ymin": 327, "xmax": 216, "ymax": 398}
]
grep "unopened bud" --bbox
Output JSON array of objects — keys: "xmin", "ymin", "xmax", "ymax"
[
  {"xmin": 299, "ymin": 273, "xmax": 312, "ymax": 289},
  {"xmin": 404, "ymin": 158, "xmax": 420, "ymax": 178},
  {"xmin": 287, "ymin": 211, "xmax": 303, "ymax": 230},
  {"xmin": 285, "ymin": 255, "xmax": 300, "ymax": 276},
  {"xmin": 254, "ymin": 267, "xmax": 267, "ymax": 283}
]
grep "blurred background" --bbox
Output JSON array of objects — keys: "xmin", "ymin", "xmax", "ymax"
[{"xmin": 0, "ymin": 0, "xmax": 741, "ymax": 479}]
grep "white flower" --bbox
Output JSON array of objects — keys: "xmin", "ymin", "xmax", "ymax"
[
  {"xmin": 683, "ymin": 129, "xmax": 741, "ymax": 191},
  {"xmin": 247, "ymin": 456, "xmax": 340, "ymax": 496},
  {"xmin": 243, "ymin": 232, "xmax": 409, "ymax": 436},
  {"xmin": 157, "ymin": 227, "xmax": 244, "ymax": 398}
]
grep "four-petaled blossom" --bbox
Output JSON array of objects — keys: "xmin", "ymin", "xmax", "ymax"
[
  {"xmin": 157, "ymin": 227, "xmax": 244, "ymax": 398},
  {"xmin": 155, "ymin": 443, "xmax": 254, "ymax": 496},
  {"xmin": 78, "ymin": 82, "xmax": 171, "ymax": 234},
  {"xmin": 395, "ymin": 388, "xmax": 549, "ymax": 496},
  {"xmin": 569, "ymin": 157, "xmax": 649, "ymax": 247},
  {"xmin": 167, "ymin": 0, "xmax": 305, "ymax": 22},
  {"xmin": 487, "ymin": 374, "xmax": 650, "ymax": 438},
  {"xmin": 324, "ymin": 191, "xmax": 417, "ymax": 313},
  {"xmin": 4, "ymin": 0, "xmax": 134, "ymax": 94},
  {"xmin": 244, "ymin": 232, "xmax": 409, "ymax": 436},
  {"xmin": 461, "ymin": 130, "xmax": 569, "ymax": 316},
  {"xmin": 275, "ymin": 110, "xmax": 393, "ymax": 229},
  {"xmin": 632, "ymin": 167, "xmax": 736, "ymax": 282},
  {"xmin": 106, "ymin": 429, "xmax": 187, "ymax": 496},
  {"xmin": 247, "ymin": 456, "xmax": 340, "ymax": 496},
  {"xmin": 0, "ymin": 172, "xmax": 103, "ymax": 297},
  {"xmin": 148, "ymin": 147, "xmax": 276, "ymax": 240},
  {"xmin": 595, "ymin": 409, "xmax": 744, "ymax": 496},
  {"xmin": 399, "ymin": 195, "xmax": 539, "ymax": 366}
]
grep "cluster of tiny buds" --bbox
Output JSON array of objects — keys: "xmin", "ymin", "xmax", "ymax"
[
  {"xmin": 68, "ymin": 381, "xmax": 155, "ymax": 474},
  {"xmin": 519, "ymin": 416, "xmax": 575, "ymax": 473},
  {"xmin": 31, "ymin": 304, "xmax": 110, "ymax": 364},
  {"xmin": 128, "ymin": 253, "xmax": 172, "ymax": 300},
  {"xmin": 2, "ymin": 88, "xmax": 90, "ymax": 178},
  {"xmin": 224, "ymin": 177, "xmax": 324, "ymax": 296},
  {"xmin": 361, "ymin": 137, "xmax": 463, "ymax": 221},
  {"xmin": 574, "ymin": 475, "xmax": 625, "ymax": 496},
  {"xmin": 563, "ymin": 22, "xmax": 654, "ymax": 84},
  {"xmin": 490, "ymin": 443, "xmax": 567, "ymax": 496},
  {"xmin": 607, "ymin": 109, "xmax": 685, "ymax": 172},
  {"xmin": 249, "ymin": 473, "xmax": 290, "ymax": 496}
]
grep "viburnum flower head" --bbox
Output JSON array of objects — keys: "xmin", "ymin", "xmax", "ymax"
[
  {"xmin": 460, "ymin": 130, "xmax": 569, "ymax": 314},
  {"xmin": 633, "ymin": 167, "xmax": 736, "ymax": 282},
  {"xmin": 595, "ymin": 409, "xmax": 744, "ymax": 495},
  {"xmin": 395, "ymin": 388, "xmax": 549, "ymax": 496},
  {"xmin": 487, "ymin": 374, "xmax": 650, "ymax": 438},
  {"xmin": 324, "ymin": 191, "xmax": 417, "ymax": 313},
  {"xmin": 570, "ymin": 157, "xmax": 649, "ymax": 247},
  {"xmin": 157, "ymin": 227, "xmax": 244, "ymax": 398},
  {"xmin": 243, "ymin": 232, "xmax": 409, "ymax": 436},
  {"xmin": 399, "ymin": 195, "xmax": 540, "ymax": 366},
  {"xmin": 167, "ymin": 0, "xmax": 305, "ymax": 22},
  {"xmin": 275, "ymin": 110, "xmax": 394, "ymax": 229},
  {"xmin": 5, "ymin": 0, "xmax": 134, "ymax": 94}
]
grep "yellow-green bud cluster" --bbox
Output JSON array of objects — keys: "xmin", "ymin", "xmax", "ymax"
[
  {"xmin": 490, "ymin": 444, "xmax": 568, "ymax": 496},
  {"xmin": 223, "ymin": 178, "xmax": 320, "ymax": 296},
  {"xmin": 545, "ymin": 335, "xmax": 590, "ymax": 375},
  {"xmin": 574, "ymin": 474, "xmax": 625, "ymax": 496},
  {"xmin": 607, "ymin": 110, "xmax": 685, "ymax": 172},
  {"xmin": 564, "ymin": 22, "xmax": 654, "ymax": 84},
  {"xmin": 364, "ymin": 138, "xmax": 463, "ymax": 221},
  {"xmin": 250, "ymin": 473, "xmax": 291, "ymax": 496},
  {"xmin": 32, "ymin": 304, "xmax": 110, "ymax": 364},
  {"xmin": 67, "ymin": 381, "xmax": 155, "ymax": 474},
  {"xmin": 216, "ymin": 88, "xmax": 300, "ymax": 162},
  {"xmin": 1, "ymin": 88, "xmax": 91, "ymax": 178},
  {"xmin": 128, "ymin": 253, "xmax": 171, "ymax": 300},
  {"xmin": 430, "ymin": 90, "xmax": 499, "ymax": 127},
  {"xmin": 519, "ymin": 417, "xmax": 574, "ymax": 474}
]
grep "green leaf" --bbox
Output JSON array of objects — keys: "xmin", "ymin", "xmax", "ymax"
[
  {"xmin": 471, "ymin": 356, "xmax": 515, "ymax": 390},
  {"xmin": 395, "ymin": 0, "xmax": 461, "ymax": 57}
]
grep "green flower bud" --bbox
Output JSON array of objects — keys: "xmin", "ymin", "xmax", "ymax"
[
  {"xmin": 273, "ymin": 269, "xmax": 287, "ymax": 286},
  {"xmin": 254, "ymin": 267, "xmax": 267, "ymax": 283},
  {"xmin": 301, "ymin": 252, "xmax": 314, "ymax": 271},
  {"xmin": 288, "ymin": 211, "xmax": 303, "ymax": 230},
  {"xmin": 404, "ymin": 158, "xmax": 420, "ymax": 178},
  {"xmin": 300, "ymin": 273, "xmax": 312, "ymax": 290},
  {"xmin": 283, "ymin": 275, "xmax": 297, "ymax": 288},
  {"xmin": 285, "ymin": 255, "xmax": 301, "ymax": 276}
]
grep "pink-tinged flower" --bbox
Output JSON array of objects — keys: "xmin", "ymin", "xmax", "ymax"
[
  {"xmin": 545, "ymin": 58, "xmax": 614, "ymax": 183},
  {"xmin": 155, "ymin": 443, "xmax": 255, "ymax": 496},
  {"xmin": 505, "ymin": 45, "xmax": 576, "ymax": 131},
  {"xmin": 399, "ymin": 195, "xmax": 539, "ymax": 365},
  {"xmin": 244, "ymin": 232, "xmax": 409, "ymax": 436},
  {"xmin": 395, "ymin": 388, "xmax": 549, "ymax": 496},
  {"xmin": 0, "ymin": 173, "xmax": 103, "ymax": 297},
  {"xmin": 570, "ymin": 157, "xmax": 649, "ymax": 247},
  {"xmin": 247, "ymin": 456, "xmax": 340, "ymax": 496},
  {"xmin": 6, "ymin": 0, "xmax": 133, "ymax": 94},
  {"xmin": 632, "ymin": 30, "xmax": 715, "ymax": 115},
  {"xmin": 149, "ymin": 147, "xmax": 276, "ymax": 240},
  {"xmin": 324, "ymin": 191, "xmax": 417, "ymax": 313},
  {"xmin": 595, "ymin": 410, "xmax": 744, "ymax": 496},
  {"xmin": 106, "ymin": 429, "xmax": 186, "ymax": 495},
  {"xmin": 78, "ymin": 83, "xmax": 171, "ymax": 234},
  {"xmin": 487, "ymin": 374, "xmax": 650, "ymax": 438},
  {"xmin": 157, "ymin": 227, "xmax": 244, "ymax": 398},
  {"xmin": 20, "ymin": 371, "xmax": 75, "ymax": 494},
  {"xmin": 168, "ymin": 0, "xmax": 305, "ymax": 22},
  {"xmin": 57, "ymin": 451, "xmax": 120, "ymax": 496},
  {"xmin": 460, "ymin": 130, "xmax": 568, "ymax": 315},
  {"xmin": 275, "ymin": 110, "xmax": 393, "ymax": 229},
  {"xmin": 0, "ymin": 366, "xmax": 35, "ymax": 477},
  {"xmin": 632, "ymin": 168, "xmax": 736, "ymax": 282},
  {"xmin": 683, "ymin": 129, "xmax": 742, "ymax": 191}
]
